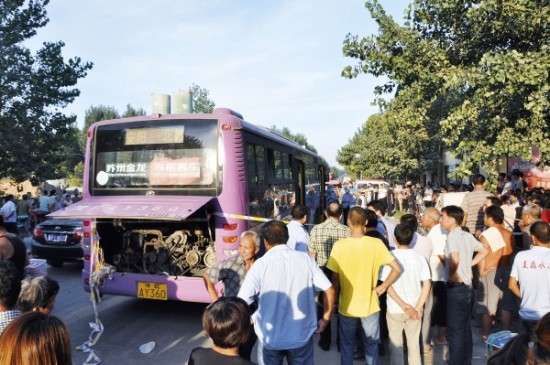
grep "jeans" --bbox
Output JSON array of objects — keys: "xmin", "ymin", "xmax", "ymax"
[
  {"xmin": 447, "ymin": 284, "xmax": 473, "ymax": 365},
  {"xmin": 339, "ymin": 312, "xmax": 380, "ymax": 365},
  {"xmin": 257, "ymin": 336, "xmax": 314, "ymax": 365}
]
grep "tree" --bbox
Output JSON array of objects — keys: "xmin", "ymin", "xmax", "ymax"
[
  {"xmin": 0, "ymin": 0, "xmax": 93, "ymax": 183},
  {"xmin": 191, "ymin": 83, "xmax": 215, "ymax": 113},
  {"xmin": 122, "ymin": 104, "xmax": 146, "ymax": 118},
  {"xmin": 81, "ymin": 105, "xmax": 119, "ymax": 149},
  {"xmin": 341, "ymin": 0, "xmax": 549, "ymax": 182},
  {"xmin": 270, "ymin": 125, "xmax": 319, "ymax": 153}
]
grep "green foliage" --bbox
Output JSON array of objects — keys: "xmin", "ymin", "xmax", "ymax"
[
  {"xmin": 339, "ymin": 0, "xmax": 550, "ymax": 182},
  {"xmin": 270, "ymin": 125, "xmax": 319, "ymax": 154},
  {"xmin": 191, "ymin": 83, "xmax": 215, "ymax": 113},
  {"xmin": 122, "ymin": 104, "xmax": 146, "ymax": 118},
  {"xmin": 0, "ymin": 0, "xmax": 93, "ymax": 183},
  {"xmin": 65, "ymin": 161, "xmax": 84, "ymax": 187}
]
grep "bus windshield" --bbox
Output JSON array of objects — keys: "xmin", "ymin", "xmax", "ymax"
[{"xmin": 91, "ymin": 119, "xmax": 220, "ymax": 196}]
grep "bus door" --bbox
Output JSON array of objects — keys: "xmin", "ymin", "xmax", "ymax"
[{"xmin": 296, "ymin": 160, "xmax": 305, "ymax": 205}]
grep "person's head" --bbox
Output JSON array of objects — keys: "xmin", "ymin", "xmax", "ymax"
[
  {"xmin": 484, "ymin": 205, "xmax": 504, "ymax": 227},
  {"xmin": 290, "ymin": 204, "xmax": 308, "ymax": 222},
  {"xmin": 499, "ymin": 194, "xmax": 510, "ymax": 205},
  {"xmin": 484, "ymin": 196, "xmax": 502, "ymax": 210},
  {"xmin": 394, "ymin": 223, "xmax": 415, "ymax": 247},
  {"xmin": 530, "ymin": 221, "xmax": 550, "ymax": 246},
  {"xmin": 22, "ymin": 194, "xmax": 28, "ymax": 201},
  {"xmin": 421, "ymin": 207, "xmax": 441, "ymax": 230},
  {"xmin": 471, "ymin": 174, "xmax": 486, "ymax": 187},
  {"xmin": 0, "ymin": 260, "xmax": 21, "ymax": 310},
  {"xmin": 440, "ymin": 205, "xmax": 464, "ymax": 230},
  {"xmin": 522, "ymin": 203, "xmax": 542, "ymax": 226},
  {"xmin": 4, "ymin": 194, "xmax": 13, "ymax": 202},
  {"xmin": 49, "ymin": 189, "xmax": 56, "ymax": 196},
  {"xmin": 400, "ymin": 214, "xmax": 418, "ymax": 231},
  {"xmin": 261, "ymin": 220, "xmax": 288, "ymax": 248},
  {"xmin": 509, "ymin": 189, "xmax": 520, "ymax": 202},
  {"xmin": 531, "ymin": 311, "xmax": 550, "ymax": 364},
  {"xmin": 364, "ymin": 209, "xmax": 378, "ymax": 230},
  {"xmin": 17, "ymin": 276, "xmax": 60, "ymax": 314},
  {"xmin": 239, "ymin": 231, "xmax": 260, "ymax": 261},
  {"xmin": 487, "ymin": 332, "xmax": 531, "ymax": 365},
  {"xmin": 347, "ymin": 207, "xmax": 367, "ymax": 228},
  {"xmin": 0, "ymin": 312, "xmax": 72, "ymax": 365},
  {"xmin": 366, "ymin": 200, "xmax": 387, "ymax": 217},
  {"xmin": 202, "ymin": 296, "xmax": 251, "ymax": 349},
  {"xmin": 325, "ymin": 202, "xmax": 342, "ymax": 219}
]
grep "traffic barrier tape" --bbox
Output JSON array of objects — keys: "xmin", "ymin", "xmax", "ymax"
[{"xmin": 76, "ymin": 229, "xmax": 115, "ymax": 365}]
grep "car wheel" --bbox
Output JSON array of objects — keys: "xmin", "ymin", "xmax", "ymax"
[{"xmin": 46, "ymin": 259, "xmax": 64, "ymax": 267}]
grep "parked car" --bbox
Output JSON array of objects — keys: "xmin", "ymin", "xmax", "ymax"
[{"xmin": 31, "ymin": 218, "xmax": 83, "ymax": 267}]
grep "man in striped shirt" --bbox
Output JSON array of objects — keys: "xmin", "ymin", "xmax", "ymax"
[
  {"xmin": 308, "ymin": 202, "xmax": 351, "ymax": 351},
  {"xmin": 461, "ymin": 174, "xmax": 492, "ymax": 237}
]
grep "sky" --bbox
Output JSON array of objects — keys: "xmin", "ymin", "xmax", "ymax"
[{"xmin": 25, "ymin": 0, "xmax": 410, "ymax": 168}]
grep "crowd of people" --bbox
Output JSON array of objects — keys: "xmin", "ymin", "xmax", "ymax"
[
  {"xmin": 0, "ymin": 188, "xmax": 82, "ymax": 236},
  {"xmin": 0, "ymin": 259, "xmax": 69, "ymax": 364},
  {"xmin": 1, "ymin": 171, "xmax": 549, "ymax": 364},
  {"xmin": 195, "ymin": 172, "xmax": 550, "ymax": 365}
]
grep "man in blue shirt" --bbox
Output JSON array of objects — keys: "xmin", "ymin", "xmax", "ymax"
[{"xmin": 239, "ymin": 220, "xmax": 335, "ymax": 365}]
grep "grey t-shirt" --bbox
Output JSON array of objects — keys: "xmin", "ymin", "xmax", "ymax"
[{"xmin": 445, "ymin": 227, "xmax": 483, "ymax": 285}]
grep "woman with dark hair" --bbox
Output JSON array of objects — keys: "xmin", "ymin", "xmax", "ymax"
[
  {"xmin": 0, "ymin": 311, "xmax": 72, "ymax": 365},
  {"xmin": 488, "ymin": 311, "xmax": 550, "ymax": 365},
  {"xmin": 188, "ymin": 296, "xmax": 254, "ymax": 364},
  {"xmin": 17, "ymin": 276, "xmax": 60, "ymax": 314}
]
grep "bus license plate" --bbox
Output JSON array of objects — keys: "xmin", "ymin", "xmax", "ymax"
[{"xmin": 137, "ymin": 282, "xmax": 168, "ymax": 301}]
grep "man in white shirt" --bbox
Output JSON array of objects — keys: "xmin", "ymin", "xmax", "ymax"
[
  {"xmin": 380, "ymin": 223, "xmax": 431, "ymax": 364},
  {"xmin": 0, "ymin": 195, "xmax": 17, "ymax": 234},
  {"xmin": 286, "ymin": 205, "xmax": 309, "ymax": 252},
  {"xmin": 421, "ymin": 207, "xmax": 448, "ymax": 346},
  {"xmin": 509, "ymin": 221, "xmax": 550, "ymax": 336}
]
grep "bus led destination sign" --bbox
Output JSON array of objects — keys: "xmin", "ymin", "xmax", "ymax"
[{"xmin": 125, "ymin": 127, "xmax": 184, "ymax": 145}]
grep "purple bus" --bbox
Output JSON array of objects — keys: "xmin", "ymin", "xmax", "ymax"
[{"xmin": 51, "ymin": 108, "xmax": 327, "ymax": 302}]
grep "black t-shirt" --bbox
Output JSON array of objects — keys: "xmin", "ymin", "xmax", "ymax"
[
  {"xmin": 0, "ymin": 234, "xmax": 27, "ymax": 278},
  {"xmin": 188, "ymin": 348, "xmax": 255, "ymax": 365}
]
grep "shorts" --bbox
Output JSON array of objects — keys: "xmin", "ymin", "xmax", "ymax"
[
  {"xmin": 495, "ymin": 267, "xmax": 519, "ymax": 312},
  {"xmin": 475, "ymin": 268, "xmax": 501, "ymax": 315}
]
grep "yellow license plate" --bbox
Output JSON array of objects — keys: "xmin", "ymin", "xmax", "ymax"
[{"xmin": 137, "ymin": 282, "xmax": 168, "ymax": 300}]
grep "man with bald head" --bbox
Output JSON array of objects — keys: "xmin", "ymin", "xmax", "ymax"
[{"xmin": 420, "ymin": 207, "xmax": 448, "ymax": 346}]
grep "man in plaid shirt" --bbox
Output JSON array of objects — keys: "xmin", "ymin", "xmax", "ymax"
[{"xmin": 308, "ymin": 202, "xmax": 351, "ymax": 351}]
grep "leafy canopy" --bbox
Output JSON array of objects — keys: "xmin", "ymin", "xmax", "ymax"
[
  {"xmin": 0, "ymin": 0, "xmax": 93, "ymax": 184},
  {"xmin": 338, "ymin": 0, "xmax": 549, "ymax": 181}
]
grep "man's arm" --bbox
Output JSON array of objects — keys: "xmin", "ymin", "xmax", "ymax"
[
  {"xmin": 476, "ymin": 236, "xmax": 491, "ymax": 276},
  {"xmin": 448, "ymin": 252, "xmax": 461, "ymax": 282},
  {"xmin": 508, "ymin": 277, "xmax": 521, "ymax": 298},
  {"xmin": 315, "ymin": 285, "xmax": 335, "ymax": 334},
  {"xmin": 375, "ymin": 259, "xmax": 402, "ymax": 296},
  {"xmin": 202, "ymin": 274, "xmax": 219, "ymax": 302},
  {"xmin": 387, "ymin": 286, "xmax": 418, "ymax": 320},
  {"xmin": 471, "ymin": 245, "xmax": 489, "ymax": 267},
  {"xmin": 415, "ymin": 280, "xmax": 432, "ymax": 315}
]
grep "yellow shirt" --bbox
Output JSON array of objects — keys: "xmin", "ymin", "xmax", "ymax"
[{"xmin": 327, "ymin": 236, "xmax": 395, "ymax": 317}]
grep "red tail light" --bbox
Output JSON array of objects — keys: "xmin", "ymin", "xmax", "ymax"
[
  {"xmin": 223, "ymin": 223, "xmax": 238, "ymax": 230},
  {"xmin": 72, "ymin": 229, "xmax": 83, "ymax": 241},
  {"xmin": 33, "ymin": 228, "xmax": 44, "ymax": 239}
]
